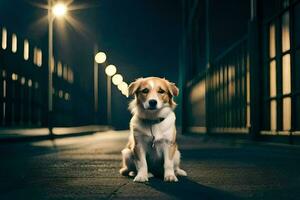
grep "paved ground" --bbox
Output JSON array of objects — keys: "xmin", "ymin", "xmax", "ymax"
[{"xmin": 0, "ymin": 130, "xmax": 300, "ymax": 200}]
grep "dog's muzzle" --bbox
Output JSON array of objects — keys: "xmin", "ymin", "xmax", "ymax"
[{"xmin": 148, "ymin": 99, "xmax": 157, "ymax": 110}]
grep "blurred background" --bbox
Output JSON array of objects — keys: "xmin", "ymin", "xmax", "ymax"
[
  {"xmin": 2, "ymin": 1, "xmax": 300, "ymax": 199},
  {"xmin": 0, "ymin": 0, "xmax": 182, "ymax": 130},
  {"xmin": 0, "ymin": 0, "xmax": 299, "ymax": 142}
]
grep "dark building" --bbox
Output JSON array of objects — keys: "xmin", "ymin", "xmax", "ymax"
[{"xmin": 180, "ymin": 0, "xmax": 300, "ymax": 142}]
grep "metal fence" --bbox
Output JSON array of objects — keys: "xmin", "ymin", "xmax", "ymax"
[
  {"xmin": 186, "ymin": 37, "xmax": 250, "ymax": 134},
  {"xmin": 0, "ymin": 26, "xmax": 76, "ymax": 127},
  {"xmin": 183, "ymin": 0, "xmax": 300, "ymax": 139},
  {"xmin": 261, "ymin": 0, "xmax": 300, "ymax": 135},
  {"xmin": 208, "ymin": 37, "xmax": 250, "ymax": 133}
]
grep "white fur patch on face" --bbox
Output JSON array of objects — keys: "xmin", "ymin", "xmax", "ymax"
[
  {"xmin": 142, "ymin": 79, "xmax": 164, "ymax": 111},
  {"xmin": 149, "ymin": 80, "xmax": 155, "ymax": 89}
]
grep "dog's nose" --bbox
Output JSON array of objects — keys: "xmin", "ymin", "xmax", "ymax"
[{"xmin": 149, "ymin": 99, "xmax": 157, "ymax": 108}]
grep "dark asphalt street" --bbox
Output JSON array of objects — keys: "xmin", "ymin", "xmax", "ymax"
[{"xmin": 0, "ymin": 131, "xmax": 300, "ymax": 200}]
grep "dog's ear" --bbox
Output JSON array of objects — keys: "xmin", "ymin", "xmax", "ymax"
[
  {"xmin": 128, "ymin": 78, "xmax": 143, "ymax": 96},
  {"xmin": 167, "ymin": 82, "xmax": 179, "ymax": 97}
]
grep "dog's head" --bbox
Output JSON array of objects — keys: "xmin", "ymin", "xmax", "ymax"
[{"xmin": 128, "ymin": 77, "xmax": 179, "ymax": 112}]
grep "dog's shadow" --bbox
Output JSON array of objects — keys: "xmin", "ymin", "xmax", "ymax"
[{"xmin": 146, "ymin": 177, "xmax": 238, "ymax": 200}]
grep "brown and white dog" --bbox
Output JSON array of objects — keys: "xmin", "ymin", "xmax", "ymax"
[{"xmin": 120, "ymin": 77, "xmax": 187, "ymax": 182}]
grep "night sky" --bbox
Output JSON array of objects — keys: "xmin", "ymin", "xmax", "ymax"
[
  {"xmin": 0, "ymin": 0, "xmax": 181, "ymax": 85},
  {"xmin": 0, "ymin": 0, "xmax": 182, "ymax": 128}
]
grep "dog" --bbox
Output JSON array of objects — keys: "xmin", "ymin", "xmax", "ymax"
[{"xmin": 119, "ymin": 77, "xmax": 187, "ymax": 182}]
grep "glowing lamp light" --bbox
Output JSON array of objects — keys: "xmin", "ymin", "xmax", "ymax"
[
  {"xmin": 117, "ymin": 82, "xmax": 128, "ymax": 91},
  {"xmin": 11, "ymin": 73, "xmax": 18, "ymax": 81},
  {"xmin": 21, "ymin": 77, "xmax": 26, "ymax": 85},
  {"xmin": 95, "ymin": 52, "xmax": 107, "ymax": 64},
  {"xmin": 112, "ymin": 74, "xmax": 123, "ymax": 85},
  {"xmin": 121, "ymin": 88, "xmax": 129, "ymax": 97},
  {"xmin": 28, "ymin": 79, "xmax": 32, "ymax": 87},
  {"xmin": 52, "ymin": 3, "xmax": 67, "ymax": 17},
  {"xmin": 105, "ymin": 65, "xmax": 117, "ymax": 76},
  {"xmin": 117, "ymin": 81, "xmax": 129, "ymax": 97}
]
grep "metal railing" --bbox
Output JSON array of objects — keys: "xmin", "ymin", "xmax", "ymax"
[
  {"xmin": 186, "ymin": 36, "xmax": 250, "ymax": 134},
  {"xmin": 0, "ymin": 26, "xmax": 81, "ymax": 128},
  {"xmin": 208, "ymin": 37, "xmax": 249, "ymax": 131}
]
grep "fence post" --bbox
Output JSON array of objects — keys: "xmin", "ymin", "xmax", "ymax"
[
  {"xmin": 248, "ymin": 0, "xmax": 261, "ymax": 140},
  {"xmin": 205, "ymin": 0, "xmax": 211, "ymax": 134}
]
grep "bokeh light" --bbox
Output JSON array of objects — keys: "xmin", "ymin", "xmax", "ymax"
[
  {"xmin": 94, "ymin": 52, "xmax": 106, "ymax": 64},
  {"xmin": 105, "ymin": 65, "xmax": 117, "ymax": 76},
  {"xmin": 112, "ymin": 74, "xmax": 123, "ymax": 85}
]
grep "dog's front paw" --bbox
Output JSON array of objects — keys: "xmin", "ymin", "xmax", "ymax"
[
  {"xmin": 175, "ymin": 168, "xmax": 187, "ymax": 176},
  {"xmin": 164, "ymin": 174, "xmax": 178, "ymax": 182},
  {"xmin": 134, "ymin": 173, "xmax": 148, "ymax": 182},
  {"xmin": 119, "ymin": 167, "xmax": 129, "ymax": 176}
]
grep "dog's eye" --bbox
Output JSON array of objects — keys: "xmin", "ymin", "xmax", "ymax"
[
  {"xmin": 141, "ymin": 88, "xmax": 149, "ymax": 94},
  {"xmin": 158, "ymin": 89, "xmax": 165, "ymax": 94}
]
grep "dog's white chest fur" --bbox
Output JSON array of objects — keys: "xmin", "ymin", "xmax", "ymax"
[{"xmin": 130, "ymin": 111, "xmax": 176, "ymax": 144}]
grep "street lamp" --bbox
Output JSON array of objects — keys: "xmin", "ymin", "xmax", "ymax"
[
  {"xmin": 112, "ymin": 74, "xmax": 123, "ymax": 85},
  {"xmin": 48, "ymin": 0, "xmax": 67, "ymax": 129},
  {"xmin": 117, "ymin": 81, "xmax": 128, "ymax": 92},
  {"xmin": 52, "ymin": 3, "xmax": 67, "ymax": 17},
  {"xmin": 118, "ymin": 82, "xmax": 129, "ymax": 97},
  {"xmin": 95, "ymin": 52, "xmax": 107, "ymax": 64},
  {"xmin": 93, "ymin": 50, "xmax": 107, "ymax": 123},
  {"xmin": 105, "ymin": 64, "xmax": 117, "ymax": 76},
  {"xmin": 121, "ymin": 88, "xmax": 129, "ymax": 97},
  {"xmin": 104, "ymin": 65, "xmax": 117, "ymax": 127}
]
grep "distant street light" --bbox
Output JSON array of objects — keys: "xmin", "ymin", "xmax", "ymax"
[
  {"xmin": 118, "ymin": 82, "xmax": 129, "ymax": 97},
  {"xmin": 112, "ymin": 74, "xmax": 123, "ymax": 85},
  {"xmin": 105, "ymin": 65, "xmax": 117, "ymax": 76},
  {"xmin": 95, "ymin": 52, "xmax": 107, "ymax": 64},
  {"xmin": 105, "ymin": 65, "xmax": 118, "ymax": 127},
  {"xmin": 48, "ymin": 0, "xmax": 68, "ymax": 130},
  {"xmin": 94, "ymin": 51, "xmax": 106, "ymax": 123},
  {"xmin": 117, "ymin": 81, "xmax": 128, "ymax": 91},
  {"xmin": 121, "ymin": 88, "xmax": 129, "ymax": 97}
]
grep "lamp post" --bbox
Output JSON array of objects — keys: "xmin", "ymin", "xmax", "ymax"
[
  {"xmin": 94, "ymin": 54, "xmax": 127, "ymax": 127},
  {"xmin": 94, "ymin": 51, "xmax": 107, "ymax": 124},
  {"xmin": 118, "ymin": 81, "xmax": 129, "ymax": 97},
  {"xmin": 48, "ymin": 0, "xmax": 67, "ymax": 130},
  {"xmin": 112, "ymin": 74, "xmax": 123, "ymax": 86},
  {"xmin": 105, "ymin": 65, "xmax": 117, "ymax": 126}
]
